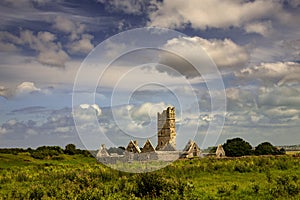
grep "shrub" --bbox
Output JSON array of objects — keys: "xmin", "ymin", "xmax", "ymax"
[
  {"xmin": 29, "ymin": 187, "xmax": 44, "ymax": 200},
  {"xmin": 252, "ymin": 184, "xmax": 259, "ymax": 193},
  {"xmin": 255, "ymin": 142, "xmax": 285, "ymax": 155},
  {"xmin": 217, "ymin": 185, "xmax": 231, "ymax": 196},
  {"xmin": 223, "ymin": 138, "xmax": 253, "ymax": 157},
  {"xmin": 135, "ymin": 173, "xmax": 165, "ymax": 198},
  {"xmin": 30, "ymin": 146, "xmax": 63, "ymax": 159},
  {"xmin": 64, "ymin": 144, "xmax": 76, "ymax": 155},
  {"xmin": 269, "ymin": 174, "xmax": 300, "ymax": 198}
]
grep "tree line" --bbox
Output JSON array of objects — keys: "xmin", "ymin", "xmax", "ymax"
[
  {"xmin": 0, "ymin": 138, "xmax": 286, "ymax": 159},
  {"xmin": 210, "ymin": 137, "xmax": 286, "ymax": 157},
  {"xmin": 0, "ymin": 144, "xmax": 91, "ymax": 159}
]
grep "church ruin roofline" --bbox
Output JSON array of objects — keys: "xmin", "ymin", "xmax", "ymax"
[
  {"xmin": 141, "ymin": 138, "xmax": 156, "ymax": 153},
  {"xmin": 126, "ymin": 139, "xmax": 141, "ymax": 153},
  {"xmin": 216, "ymin": 144, "xmax": 226, "ymax": 158}
]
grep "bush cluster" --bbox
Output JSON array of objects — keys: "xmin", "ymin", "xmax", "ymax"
[
  {"xmin": 0, "ymin": 144, "xmax": 92, "ymax": 160},
  {"xmin": 222, "ymin": 138, "xmax": 285, "ymax": 157}
]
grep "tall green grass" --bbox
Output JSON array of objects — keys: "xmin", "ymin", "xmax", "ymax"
[{"xmin": 0, "ymin": 154, "xmax": 299, "ymax": 199}]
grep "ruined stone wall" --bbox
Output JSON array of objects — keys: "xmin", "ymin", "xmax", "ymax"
[{"xmin": 97, "ymin": 151, "xmax": 181, "ymax": 164}]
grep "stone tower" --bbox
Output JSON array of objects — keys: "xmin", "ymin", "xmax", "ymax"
[{"xmin": 156, "ymin": 107, "xmax": 176, "ymax": 150}]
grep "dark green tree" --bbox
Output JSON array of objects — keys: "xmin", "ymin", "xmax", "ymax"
[
  {"xmin": 64, "ymin": 144, "xmax": 76, "ymax": 155},
  {"xmin": 30, "ymin": 146, "xmax": 63, "ymax": 159},
  {"xmin": 255, "ymin": 142, "xmax": 285, "ymax": 155},
  {"xmin": 208, "ymin": 146, "xmax": 217, "ymax": 154},
  {"xmin": 108, "ymin": 147, "xmax": 125, "ymax": 155},
  {"xmin": 223, "ymin": 138, "xmax": 253, "ymax": 157}
]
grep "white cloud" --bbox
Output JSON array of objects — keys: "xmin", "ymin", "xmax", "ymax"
[
  {"xmin": 0, "ymin": 85, "xmax": 11, "ymax": 98},
  {"xmin": 74, "ymin": 103, "xmax": 102, "ymax": 122},
  {"xmin": 235, "ymin": 62, "xmax": 300, "ymax": 86},
  {"xmin": 20, "ymin": 30, "xmax": 69, "ymax": 67},
  {"xmin": 244, "ymin": 21, "xmax": 273, "ymax": 37},
  {"xmin": 53, "ymin": 16, "xmax": 77, "ymax": 34},
  {"xmin": 0, "ymin": 31, "xmax": 22, "ymax": 52},
  {"xmin": 98, "ymin": 0, "xmax": 151, "ymax": 15},
  {"xmin": 0, "ymin": 30, "xmax": 70, "ymax": 67},
  {"xmin": 104, "ymin": 40, "xmax": 127, "ymax": 60},
  {"xmin": 0, "ymin": 126, "xmax": 8, "ymax": 135},
  {"xmin": 225, "ymin": 87, "xmax": 257, "ymax": 111},
  {"xmin": 51, "ymin": 16, "xmax": 96, "ymax": 55},
  {"xmin": 159, "ymin": 36, "xmax": 249, "ymax": 78},
  {"xmin": 108, "ymin": 102, "xmax": 173, "ymax": 138},
  {"xmin": 130, "ymin": 102, "xmax": 171, "ymax": 122},
  {"xmin": 16, "ymin": 82, "xmax": 41, "ymax": 95},
  {"xmin": 280, "ymin": 39, "xmax": 300, "ymax": 61},
  {"xmin": 68, "ymin": 34, "xmax": 94, "ymax": 54},
  {"xmin": 148, "ymin": 0, "xmax": 290, "ymax": 30},
  {"xmin": 37, "ymin": 49, "xmax": 69, "ymax": 67},
  {"xmin": 264, "ymin": 106, "xmax": 300, "ymax": 119},
  {"xmin": 52, "ymin": 16, "xmax": 86, "ymax": 41},
  {"xmin": 258, "ymin": 86, "xmax": 300, "ymax": 107},
  {"xmin": 0, "ymin": 41, "xmax": 18, "ymax": 52},
  {"xmin": 0, "ymin": 81, "xmax": 50, "ymax": 98},
  {"xmin": 79, "ymin": 104, "xmax": 102, "ymax": 116}
]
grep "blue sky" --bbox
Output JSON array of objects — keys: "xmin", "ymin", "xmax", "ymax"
[{"xmin": 0, "ymin": 0, "xmax": 299, "ymax": 150}]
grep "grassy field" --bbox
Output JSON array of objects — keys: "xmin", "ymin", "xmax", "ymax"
[{"xmin": 0, "ymin": 153, "xmax": 299, "ymax": 199}]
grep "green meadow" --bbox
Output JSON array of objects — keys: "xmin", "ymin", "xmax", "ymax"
[{"xmin": 0, "ymin": 152, "xmax": 299, "ymax": 199}]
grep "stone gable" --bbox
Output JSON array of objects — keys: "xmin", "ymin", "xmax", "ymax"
[
  {"xmin": 126, "ymin": 140, "xmax": 141, "ymax": 153},
  {"xmin": 141, "ymin": 139, "xmax": 155, "ymax": 153}
]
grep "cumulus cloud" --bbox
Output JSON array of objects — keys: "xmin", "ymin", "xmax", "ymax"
[
  {"xmin": 244, "ymin": 21, "xmax": 273, "ymax": 37},
  {"xmin": 280, "ymin": 39, "xmax": 300, "ymax": 61},
  {"xmin": 222, "ymin": 85, "xmax": 300, "ymax": 126},
  {"xmin": 0, "ymin": 119, "xmax": 36, "ymax": 139},
  {"xmin": 0, "ymin": 85, "xmax": 11, "ymax": 98},
  {"xmin": 79, "ymin": 104, "xmax": 102, "ymax": 116},
  {"xmin": 104, "ymin": 102, "xmax": 174, "ymax": 139},
  {"xmin": 21, "ymin": 30, "xmax": 69, "ymax": 67},
  {"xmin": 0, "ymin": 82, "xmax": 49, "ymax": 98},
  {"xmin": 264, "ymin": 106, "xmax": 300, "ymax": 119},
  {"xmin": 0, "ymin": 108, "xmax": 76, "ymax": 141},
  {"xmin": 73, "ymin": 103, "xmax": 102, "ymax": 122},
  {"xmin": 104, "ymin": 40, "xmax": 127, "ymax": 60},
  {"xmin": 68, "ymin": 34, "xmax": 94, "ymax": 54},
  {"xmin": 130, "ymin": 102, "xmax": 171, "ymax": 122},
  {"xmin": 52, "ymin": 16, "xmax": 86, "ymax": 41},
  {"xmin": 158, "ymin": 36, "xmax": 249, "ymax": 78},
  {"xmin": 112, "ymin": 102, "xmax": 171, "ymax": 126},
  {"xmin": 148, "ymin": 0, "xmax": 291, "ymax": 31},
  {"xmin": 0, "ymin": 41, "xmax": 18, "ymax": 52},
  {"xmin": 0, "ymin": 30, "xmax": 69, "ymax": 67},
  {"xmin": 0, "ymin": 31, "xmax": 22, "ymax": 52},
  {"xmin": 16, "ymin": 82, "xmax": 41, "ymax": 95},
  {"xmin": 235, "ymin": 62, "xmax": 300, "ymax": 86},
  {"xmin": 98, "ymin": 0, "xmax": 154, "ymax": 15},
  {"xmin": 51, "ymin": 16, "xmax": 96, "ymax": 55},
  {"xmin": 36, "ymin": 49, "xmax": 69, "ymax": 67},
  {"xmin": 258, "ymin": 86, "xmax": 300, "ymax": 107},
  {"xmin": 226, "ymin": 87, "xmax": 257, "ymax": 111}
]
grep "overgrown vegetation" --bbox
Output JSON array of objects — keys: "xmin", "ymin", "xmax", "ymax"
[
  {"xmin": 220, "ymin": 138, "xmax": 285, "ymax": 157},
  {"xmin": 0, "ymin": 152, "xmax": 299, "ymax": 199},
  {"xmin": 0, "ymin": 144, "xmax": 91, "ymax": 160}
]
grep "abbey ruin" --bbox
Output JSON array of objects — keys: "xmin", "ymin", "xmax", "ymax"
[{"xmin": 97, "ymin": 107, "xmax": 224, "ymax": 164}]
